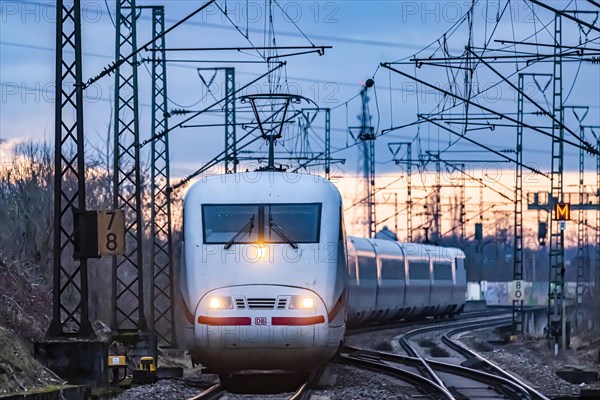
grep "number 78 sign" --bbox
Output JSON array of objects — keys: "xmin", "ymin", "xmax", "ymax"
[{"xmin": 97, "ymin": 210, "xmax": 125, "ymax": 255}]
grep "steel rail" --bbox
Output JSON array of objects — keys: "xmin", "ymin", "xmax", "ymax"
[
  {"xmin": 345, "ymin": 346, "xmax": 531, "ymax": 399},
  {"xmin": 345, "ymin": 309, "xmax": 509, "ymax": 337},
  {"xmin": 398, "ymin": 317, "xmax": 514, "ymax": 347},
  {"xmin": 394, "ymin": 316, "xmax": 531, "ymax": 399},
  {"xmin": 340, "ymin": 353, "xmax": 454, "ymax": 399},
  {"xmin": 442, "ymin": 326, "xmax": 551, "ymax": 400},
  {"xmin": 287, "ymin": 364, "xmax": 325, "ymax": 400},
  {"xmin": 187, "ymin": 383, "xmax": 225, "ymax": 400}
]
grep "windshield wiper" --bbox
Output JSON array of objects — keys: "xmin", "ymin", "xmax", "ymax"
[
  {"xmin": 224, "ymin": 216, "xmax": 255, "ymax": 249},
  {"xmin": 269, "ymin": 214, "xmax": 298, "ymax": 249}
]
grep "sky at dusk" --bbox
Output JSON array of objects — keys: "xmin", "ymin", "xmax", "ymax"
[{"xmin": 1, "ymin": 0, "xmax": 599, "ymax": 238}]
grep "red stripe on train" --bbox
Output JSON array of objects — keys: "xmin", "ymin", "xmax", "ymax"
[
  {"xmin": 197, "ymin": 316, "xmax": 252, "ymax": 326},
  {"xmin": 327, "ymin": 290, "xmax": 347, "ymax": 322},
  {"xmin": 271, "ymin": 316, "xmax": 325, "ymax": 326}
]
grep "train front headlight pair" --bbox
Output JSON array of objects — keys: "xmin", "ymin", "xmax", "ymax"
[
  {"xmin": 289, "ymin": 296, "xmax": 316, "ymax": 309},
  {"xmin": 208, "ymin": 296, "xmax": 233, "ymax": 309}
]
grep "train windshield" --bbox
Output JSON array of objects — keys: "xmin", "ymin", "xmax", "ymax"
[
  {"xmin": 202, "ymin": 203, "xmax": 321, "ymax": 245},
  {"xmin": 203, "ymin": 205, "xmax": 259, "ymax": 244}
]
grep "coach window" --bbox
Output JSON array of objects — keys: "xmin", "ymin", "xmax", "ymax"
[
  {"xmin": 357, "ymin": 255, "xmax": 377, "ymax": 280},
  {"xmin": 381, "ymin": 258, "xmax": 405, "ymax": 280},
  {"xmin": 433, "ymin": 262, "xmax": 453, "ymax": 281},
  {"xmin": 408, "ymin": 261, "xmax": 431, "ymax": 280}
]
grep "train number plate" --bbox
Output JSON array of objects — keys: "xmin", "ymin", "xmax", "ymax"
[{"xmin": 255, "ymin": 317, "xmax": 267, "ymax": 325}]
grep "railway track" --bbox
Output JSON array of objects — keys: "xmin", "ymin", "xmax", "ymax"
[
  {"xmin": 182, "ymin": 310, "xmax": 550, "ymax": 399},
  {"xmin": 345, "ymin": 308, "xmax": 512, "ymax": 337},
  {"xmin": 342, "ymin": 345, "xmax": 533, "ymax": 399},
  {"xmin": 396, "ymin": 316, "xmax": 515, "ymax": 357},
  {"xmin": 441, "ymin": 323, "xmax": 550, "ymax": 400},
  {"xmin": 399, "ymin": 316, "xmax": 550, "ymax": 399},
  {"xmin": 188, "ymin": 383, "xmax": 225, "ymax": 400},
  {"xmin": 187, "ymin": 366, "xmax": 324, "ymax": 400},
  {"xmin": 288, "ymin": 366, "xmax": 324, "ymax": 400},
  {"xmin": 341, "ymin": 316, "xmax": 551, "ymax": 399},
  {"xmin": 339, "ymin": 351, "xmax": 453, "ymax": 399}
]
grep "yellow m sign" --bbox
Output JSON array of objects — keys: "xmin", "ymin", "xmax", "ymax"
[{"xmin": 555, "ymin": 203, "xmax": 571, "ymax": 221}]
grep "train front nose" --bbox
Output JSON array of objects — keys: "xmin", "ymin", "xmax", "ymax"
[{"xmin": 192, "ymin": 285, "xmax": 338, "ymax": 373}]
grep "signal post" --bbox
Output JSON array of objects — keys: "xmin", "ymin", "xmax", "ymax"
[{"xmin": 528, "ymin": 194, "xmax": 599, "ymax": 355}]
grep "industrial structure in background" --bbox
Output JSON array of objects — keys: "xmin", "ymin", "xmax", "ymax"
[
  {"xmin": 38, "ymin": 0, "xmax": 600, "ymax": 386},
  {"xmin": 349, "ymin": 79, "xmax": 376, "ymax": 239}
]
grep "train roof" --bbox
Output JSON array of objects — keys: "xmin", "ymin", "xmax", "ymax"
[
  {"xmin": 184, "ymin": 171, "xmax": 342, "ymax": 205},
  {"xmin": 348, "ymin": 236, "xmax": 465, "ymax": 261}
]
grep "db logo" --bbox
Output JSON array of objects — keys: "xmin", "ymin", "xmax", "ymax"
[{"xmin": 255, "ymin": 317, "xmax": 267, "ymax": 325}]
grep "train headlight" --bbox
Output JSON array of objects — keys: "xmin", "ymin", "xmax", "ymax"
[
  {"xmin": 208, "ymin": 296, "xmax": 233, "ymax": 309},
  {"xmin": 256, "ymin": 246, "xmax": 267, "ymax": 259},
  {"xmin": 289, "ymin": 296, "xmax": 316, "ymax": 309}
]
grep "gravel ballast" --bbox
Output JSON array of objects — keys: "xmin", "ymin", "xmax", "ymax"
[
  {"xmin": 459, "ymin": 329, "xmax": 589, "ymax": 398},
  {"xmin": 311, "ymin": 364, "xmax": 416, "ymax": 400}
]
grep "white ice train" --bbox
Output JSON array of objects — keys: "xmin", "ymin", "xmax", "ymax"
[{"xmin": 178, "ymin": 172, "xmax": 466, "ymax": 378}]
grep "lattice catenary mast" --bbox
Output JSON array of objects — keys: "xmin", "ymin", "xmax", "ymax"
[
  {"xmin": 48, "ymin": 0, "xmax": 93, "ymax": 338},
  {"xmin": 113, "ymin": 0, "xmax": 147, "ymax": 334},
  {"xmin": 149, "ymin": 5, "xmax": 176, "ymax": 347}
]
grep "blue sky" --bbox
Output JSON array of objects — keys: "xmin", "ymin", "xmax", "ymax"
[{"xmin": 1, "ymin": 0, "xmax": 599, "ymax": 184}]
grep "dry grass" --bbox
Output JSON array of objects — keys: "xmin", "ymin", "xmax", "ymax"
[
  {"xmin": 0, "ymin": 325, "xmax": 65, "ymax": 394},
  {"xmin": 0, "ymin": 260, "xmax": 52, "ymax": 341}
]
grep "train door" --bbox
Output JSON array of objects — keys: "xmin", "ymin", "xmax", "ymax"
[
  {"xmin": 350, "ymin": 238, "xmax": 377, "ymax": 323},
  {"xmin": 453, "ymin": 255, "xmax": 467, "ymax": 308},
  {"xmin": 356, "ymin": 252, "xmax": 378, "ymax": 322},
  {"xmin": 378, "ymin": 256, "xmax": 406, "ymax": 320},
  {"xmin": 432, "ymin": 260, "xmax": 453, "ymax": 315},
  {"xmin": 410, "ymin": 259, "xmax": 432, "ymax": 315}
]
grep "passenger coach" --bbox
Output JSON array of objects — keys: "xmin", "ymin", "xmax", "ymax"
[{"xmin": 346, "ymin": 237, "xmax": 466, "ymax": 325}]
